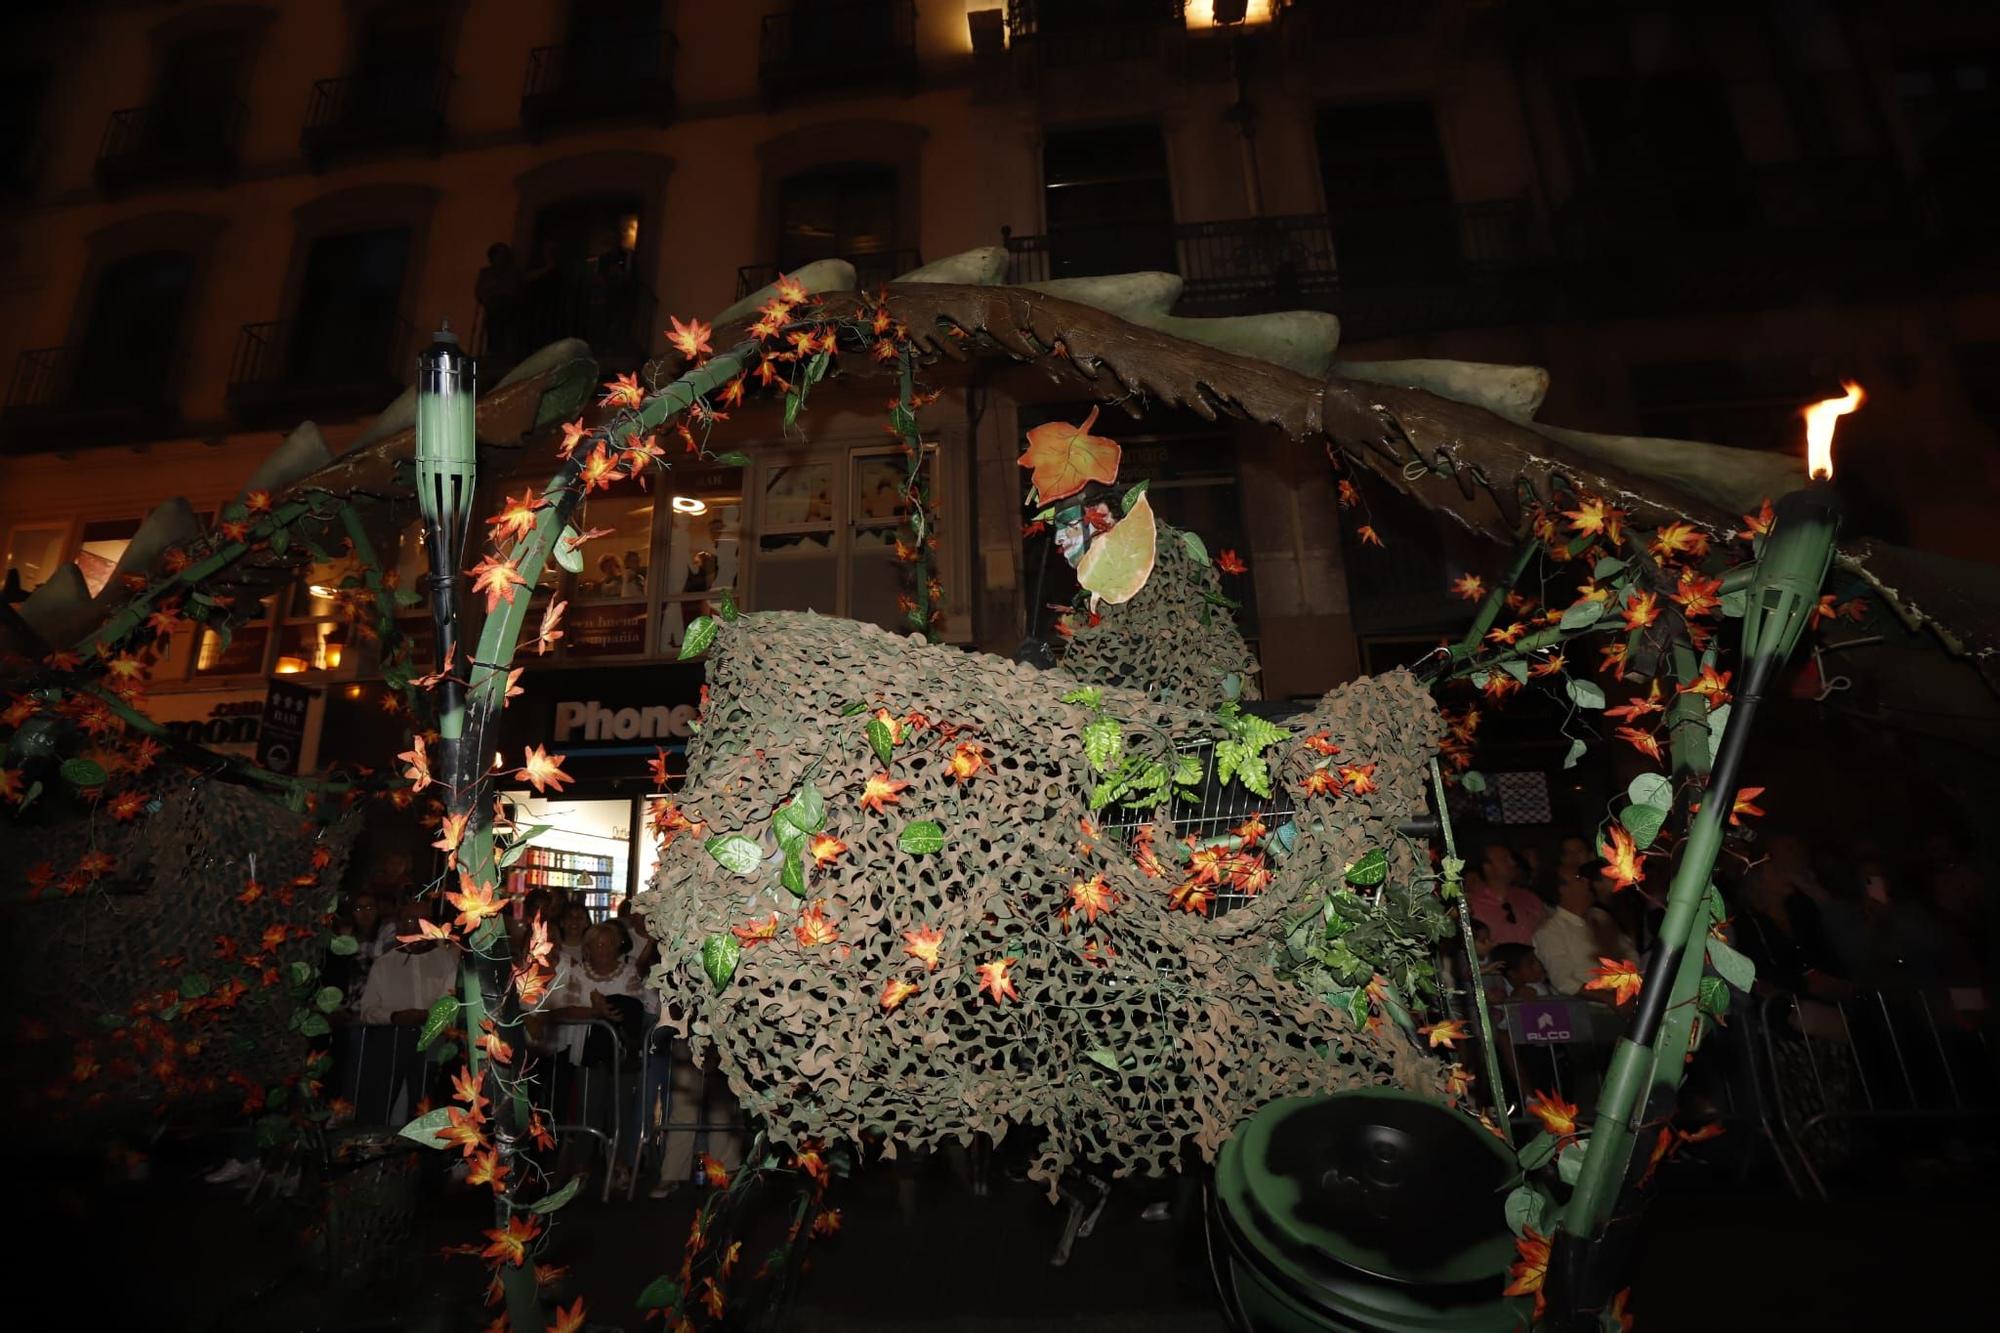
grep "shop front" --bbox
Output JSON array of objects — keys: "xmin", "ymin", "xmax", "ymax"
[{"xmin": 494, "ymin": 662, "xmax": 704, "ymax": 919}]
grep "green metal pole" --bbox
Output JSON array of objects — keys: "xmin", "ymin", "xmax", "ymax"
[{"xmin": 1433, "ymin": 759, "xmax": 1510, "ymax": 1143}]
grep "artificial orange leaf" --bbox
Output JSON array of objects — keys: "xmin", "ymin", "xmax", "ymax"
[
  {"xmin": 793, "ymin": 901, "xmax": 838, "ymax": 948},
  {"xmin": 858, "ymin": 773, "xmax": 908, "ymax": 814},
  {"xmin": 667, "ymin": 315, "xmax": 714, "ymax": 362},
  {"xmin": 1339, "ymin": 763, "xmax": 1379, "ymax": 795},
  {"xmin": 1673, "ymin": 571, "xmax": 1723, "ymax": 619},
  {"xmin": 1564, "ymin": 495, "xmax": 1626, "ymax": 547},
  {"xmin": 515, "ymin": 744, "xmax": 572, "ymax": 795},
  {"xmin": 1017, "ymin": 406, "xmax": 1120, "ymax": 503},
  {"xmin": 578, "ymin": 443, "xmax": 620, "ymax": 493},
  {"xmin": 1504, "ymin": 1229, "xmax": 1550, "ymax": 1318},
  {"xmin": 976, "ymin": 957, "xmax": 1019, "ymax": 1003},
  {"xmin": 1614, "ymin": 725, "xmax": 1662, "ymax": 761},
  {"xmin": 438, "ymin": 1105, "xmax": 487, "ymax": 1156},
  {"xmin": 1356, "ymin": 525, "xmax": 1384, "ymax": 548},
  {"xmin": 468, "ymin": 555, "xmax": 527, "ymax": 613},
  {"xmin": 1444, "ymin": 1064, "xmax": 1476, "ymax": 1098},
  {"xmin": 700, "ymin": 1153, "xmax": 731, "ymax": 1188},
  {"xmin": 1678, "ymin": 664, "xmax": 1732, "ymax": 708},
  {"xmin": 1303, "ymin": 766, "xmax": 1341, "ymax": 796},
  {"xmin": 447, "ymin": 875, "xmax": 505, "ymax": 933},
  {"xmin": 1599, "ymin": 825, "xmax": 1645, "ymax": 891},
  {"xmin": 1419, "ymin": 1019, "xmax": 1468, "ymax": 1049},
  {"xmin": 534, "ymin": 599, "xmax": 566, "ymax": 656},
  {"xmin": 106, "ymin": 790, "xmax": 146, "ymax": 822},
  {"xmin": 476, "ymin": 1028, "xmax": 515, "ymax": 1065},
  {"xmin": 600, "ymin": 373, "xmax": 645, "ymax": 409},
  {"xmin": 1729, "ymin": 786, "xmax": 1766, "ymax": 825},
  {"xmin": 732, "ymin": 913, "xmax": 780, "ymax": 946},
  {"xmin": 397, "ymin": 918, "xmax": 454, "ymax": 946},
  {"xmin": 1337, "ymin": 479, "xmax": 1360, "ymax": 508},
  {"xmin": 1586, "ymin": 956, "xmax": 1645, "ymax": 1006},
  {"xmin": 558, "ymin": 418, "xmax": 591, "ymax": 458},
  {"xmin": 1303, "ymin": 731, "xmax": 1341, "ymax": 756},
  {"xmin": 1648, "ymin": 521, "xmax": 1710, "ymax": 561},
  {"xmin": 451, "ymin": 1064, "xmax": 490, "ymax": 1113},
  {"xmin": 880, "ymin": 978, "xmax": 918, "ymax": 1012},
  {"xmin": 549, "ymin": 1298, "xmax": 587, "ymax": 1333},
  {"xmin": 808, "ymin": 833, "xmax": 848, "ymax": 868},
  {"xmin": 1622, "ymin": 590, "xmax": 1661, "ymax": 632},
  {"xmin": 1527, "ymin": 1088, "xmax": 1581, "ymax": 1138},
  {"xmin": 1605, "ymin": 682, "xmax": 1664, "ymax": 724},
  {"xmin": 1217, "ymin": 548, "xmax": 1249, "ymax": 575},
  {"xmin": 946, "ymin": 742, "xmax": 988, "ymax": 782},
  {"xmin": 903, "ymin": 924, "xmax": 945, "ymax": 971},
  {"xmin": 397, "ymin": 733, "xmax": 432, "ymax": 792},
  {"xmin": 433, "ymin": 812, "xmax": 470, "ymax": 857},
  {"xmin": 1068, "ymin": 874, "xmax": 1115, "ymax": 924},
  {"xmin": 1451, "ymin": 573, "xmax": 1485, "ymax": 601},
  {"xmin": 1738, "ymin": 498, "xmax": 1775, "ymax": 541},
  {"xmin": 481, "ymin": 1214, "xmax": 540, "ymax": 1268}
]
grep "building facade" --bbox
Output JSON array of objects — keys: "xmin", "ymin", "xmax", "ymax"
[{"xmin": 3, "ymin": 0, "xmax": 1994, "ymax": 888}]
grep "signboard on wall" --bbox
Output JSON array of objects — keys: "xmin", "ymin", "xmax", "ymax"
[
  {"xmin": 148, "ymin": 688, "xmax": 268, "ymax": 755},
  {"xmin": 256, "ymin": 677, "xmax": 316, "ymax": 775},
  {"xmin": 498, "ymin": 663, "xmax": 706, "ymax": 791}
]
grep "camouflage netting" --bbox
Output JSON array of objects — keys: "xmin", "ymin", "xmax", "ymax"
[
  {"xmin": 2, "ymin": 781, "xmax": 358, "ymax": 1132},
  {"xmin": 644, "ymin": 611, "xmax": 1445, "ymax": 1192},
  {"xmin": 1057, "ymin": 519, "xmax": 1262, "ymax": 710}
]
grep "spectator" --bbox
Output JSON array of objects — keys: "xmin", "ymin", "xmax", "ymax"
[
  {"xmin": 357, "ymin": 900, "xmax": 458, "ymax": 1026},
  {"xmin": 1467, "ymin": 840, "xmax": 1547, "ymax": 947},
  {"xmin": 475, "ymin": 242, "xmax": 525, "ymax": 365},
  {"xmin": 557, "ymin": 897, "xmax": 593, "ymax": 965},
  {"xmin": 1736, "ymin": 859, "xmax": 1846, "ymax": 999},
  {"xmin": 1532, "ymin": 872, "xmax": 1599, "ymax": 996},
  {"xmin": 547, "ymin": 922, "xmax": 657, "ymax": 1191},
  {"xmin": 1491, "ymin": 942, "xmax": 1551, "ymax": 998},
  {"xmin": 325, "ymin": 891, "xmax": 392, "ymax": 1009}
]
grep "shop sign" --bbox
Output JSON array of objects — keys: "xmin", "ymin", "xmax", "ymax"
[
  {"xmin": 501, "ymin": 664, "xmax": 706, "ymax": 787},
  {"xmin": 150, "ymin": 689, "xmax": 267, "ymax": 754},
  {"xmin": 256, "ymin": 677, "xmax": 316, "ymax": 775}
]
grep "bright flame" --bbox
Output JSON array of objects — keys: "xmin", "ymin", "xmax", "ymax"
[{"xmin": 1803, "ymin": 381, "xmax": 1863, "ymax": 480}]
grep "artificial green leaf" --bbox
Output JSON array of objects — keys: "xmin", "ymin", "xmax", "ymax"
[
  {"xmin": 1619, "ymin": 802, "xmax": 1669, "ymax": 849},
  {"xmin": 1719, "ymin": 589, "xmax": 1747, "ymax": 618},
  {"xmin": 1706, "ymin": 934, "xmax": 1757, "ymax": 993},
  {"xmin": 679, "ymin": 615, "xmax": 718, "ymax": 660},
  {"xmin": 787, "ymin": 783, "xmax": 827, "ymax": 832},
  {"xmin": 417, "ymin": 995, "xmax": 459, "ymax": 1050},
  {"xmin": 1563, "ymin": 737, "xmax": 1588, "ymax": 770},
  {"xmin": 328, "ymin": 934, "xmax": 360, "ymax": 957},
  {"xmin": 1566, "ymin": 678, "xmax": 1607, "ymax": 709},
  {"xmin": 1516, "ymin": 1130, "xmax": 1558, "ymax": 1172},
  {"xmin": 1500, "ymin": 659, "xmax": 1530, "ymax": 684},
  {"xmin": 866, "ymin": 716, "xmax": 896, "ymax": 765},
  {"xmin": 780, "ymin": 848, "xmax": 806, "ymax": 897},
  {"xmin": 1557, "ymin": 1137, "xmax": 1590, "ymax": 1186},
  {"xmin": 530, "ymin": 1176, "xmax": 583, "ymax": 1214},
  {"xmin": 313, "ymin": 985, "xmax": 344, "ymax": 1013},
  {"xmin": 1076, "ymin": 494, "xmax": 1158, "ymax": 606},
  {"xmin": 1344, "ymin": 848, "xmax": 1389, "ymax": 888},
  {"xmin": 1221, "ymin": 671, "xmax": 1243, "ymax": 702},
  {"xmin": 553, "ymin": 525, "xmax": 585, "ymax": 574},
  {"xmin": 773, "ymin": 815, "xmax": 807, "ymax": 855},
  {"xmin": 1559, "ymin": 599, "xmax": 1607, "ymax": 631},
  {"xmin": 267, "ymin": 525, "xmax": 290, "ymax": 556},
  {"xmin": 1082, "ymin": 716, "xmax": 1124, "ymax": 773},
  {"xmin": 701, "ymin": 934, "xmax": 741, "ymax": 995},
  {"xmin": 1504, "ymin": 1185, "xmax": 1551, "ymax": 1237},
  {"xmin": 1592, "ymin": 556, "xmax": 1628, "ymax": 578},
  {"xmin": 898, "ymin": 820, "xmax": 945, "ymax": 855},
  {"xmin": 1083, "ymin": 1048, "xmax": 1123, "ymax": 1072},
  {"xmin": 636, "ymin": 1276, "xmax": 683, "ymax": 1311},
  {"xmin": 711, "ymin": 451, "xmax": 753, "ymax": 468},
  {"xmin": 288, "ymin": 960, "xmax": 315, "ymax": 989},
  {"xmin": 299, "ymin": 1013, "xmax": 330, "ymax": 1039},
  {"xmin": 179, "ymin": 973, "xmax": 212, "ymax": 999},
  {"xmin": 1179, "ymin": 530, "xmax": 1210, "ymax": 565},
  {"xmin": 1462, "ymin": 771, "xmax": 1487, "ymax": 794},
  {"xmin": 427, "ymin": 1039, "xmax": 460, "ymax": 1065},
  {"xmin": 705, "ymin": 834, "xmax": 764, "ymax": 877},
  {"xmin": 1060, "ymin": 685, "xmax": 1102, "ymax": 708},
  {"xmin": 1707, "ymin": 703, "xmax": 1731, "ymax": 768},
  {"xmin": 255, "ymin": 1115, "xmax": 294, "ymax": 1150},
  {"xmin": 468, "ymin": 918, "xmax": 502, "ymax": 952},
  {"xmin": 714, "ymin": 588, "xmax": 740, "ymax": 621},
  {"xmin": 60, "ymin": 757, "xmax": 108, "ymax": 789},
  {"xmin": 783, "ymin": 391, "xmax": 802, "ymax": 429},
  {"xmin": 1627, "ymin": 773, "xmax": 1673, "ymax": 810},
  {"xmin": 1120, "ymin": 480, "xmax": 1149, "ymax": 513},
  {"xmin": 399, "ymin": 1106, "xmax": 455, "ymax": 1150},
  {"xmin": 1697, "ymin": 974, "xmax": 1732, "ymax": 1020}
]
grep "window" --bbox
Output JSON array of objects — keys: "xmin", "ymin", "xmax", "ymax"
[
  {"xmin": 657, "ymin": 466, "xmax": 744, "ymax": 656},
  {"xmin": 1042, "ymin": 124, "xmax": 1175, "ymax": 277},
  {"xmin": 154, "ymin": 29, "xmax": 249, "ymax": 142},
  {"xmin": 80, "ymin": 251, "xmax": 196, "ymax": 408},
  {"xmin": 516, "ymin": 192, "xmax": 648, "ymax": 364},
  {"xmin": 274, "ymin": 553, "xmax": 364, "ymax": 675},
  {"xmin": 3, "ymin": 523, "xmax": 69, "ymax": 594},
  {"xmin": 749, "ymin": 445, "xmax": 935, "ymax": 635},
  {"xmin": 288, "ymin": 227, "xmax": 411, "ymax": 383},
  {"xmin": 778, "ymin": 166, "xmax": 897, "ymax": 271},
  {"xmin": 564, "ymin": 493, "xmax": 655, "ymax": 658},
  {"xmin": 194, "ymin": 598, "xmax": 275, "ymax": 678},
  {"xmin": 75, "ymin": 518, "xmax": 142, "ymax": 596},
  {"xmin": 1316, "ymin": 102, "xmax": 1457, "ymax": 283}
]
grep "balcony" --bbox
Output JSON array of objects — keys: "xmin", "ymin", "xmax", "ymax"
[
  {"xmin": 1002, "ymin": 202, "xmax": 1549, "ymax": 339},
  {"xmin": 226, "ymin": 315, "xmax": 414, "ymax": 427},
  {"xmin": 302, "ymin": 63, "xmax": 452, "ymax": 168},
  {"xmin": 473, "ymin": 275, "xmax": 656, "ymax": 381},
  {"xmin": 759, "ymin": 1, "xmax": 917, "ymax": 105},
  {"xmin": 521, "ymin": 26, "xmax": 678, "ymax": 135},
  {"xmin": 95, "ymin": 99, "xmax": 245, "ymax": 194},
  {"xmin": 1282, "ymin": 0, "xmax": 1439, "ymax": 42},
  {"xmin": 733, "ymin": 248, "xmax": 924, "ymax": 300},
  {"xmin": 1006, "ymin": 0, "xmax": 1185, "ymax": 71},
  {"xmin": 3, "ymin": 344, "xmax": 182, "ymax": 450}
]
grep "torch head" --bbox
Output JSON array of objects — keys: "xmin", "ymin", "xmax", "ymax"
[
  {"xmin": 1739, "ymin": 484, "xmax": 1841, "ymax": 675},
  {"xmin": 415, "ymin": 324, "xmax": 478, "ymax": 555}
]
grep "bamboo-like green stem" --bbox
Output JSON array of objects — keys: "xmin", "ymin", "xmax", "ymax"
[{"xmin": 1432, "ymin": 758, "xmax": 1510, "ymax": 1143}]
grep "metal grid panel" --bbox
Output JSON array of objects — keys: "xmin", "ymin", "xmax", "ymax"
[{"xmin": 1094, "ymin": 739, "xmax": 1296, "ymax": 917}]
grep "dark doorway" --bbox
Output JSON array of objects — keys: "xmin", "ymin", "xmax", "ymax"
[
  {"xmin": 153, "ymin": 29, "xmax": 248, "ymax": 148},
  {"xmin": 523, "ymin": 193, "xmax": 647, "ymax": 363},
  {"xmin": 79, "ymin": 251, "xmax": 196, "ymax": 407},
  {"xmin": 1042, "ymin": 123, "xmax": 1176, "ymax": 279},
  {"xmin": 351, "ymin": 3, "xmax": 448, "ymax": 123},
  {"xmin": 1316, "ymin": 101, "xmax": 1458, "ymax": 285},
  {"xmin": 287, "ymin": 227, "xmax": 411, "ymax": 383},
  {"xmin": 778, "ymin": 166, "xmax": 898, "ymax": 272}
]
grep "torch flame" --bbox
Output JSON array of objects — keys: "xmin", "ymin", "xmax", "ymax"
[{"xmin": 1803, "ymin": 381, "xmax": 1863, "ymax": 480}]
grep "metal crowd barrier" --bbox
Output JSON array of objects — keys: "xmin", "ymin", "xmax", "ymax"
[
  {"xmin": 1752, "ymin": 985, "xmax": 1996, "ymax": 1199},
  {"xmin": 326, "ymin": 1022, "xmax": 445, "ymax": 1128},
  {"xmin": 541, "ymin": 1018, "xmax": 629, "ymax": 1204},
  {"xmin": 625, "ymin": 1026, "xmax": 750, "ymax": 1202}
]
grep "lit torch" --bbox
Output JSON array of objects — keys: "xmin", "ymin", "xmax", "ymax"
[{"xmin": 1803, "ymin": 380, "xmax": 1863, "ymax": 482}]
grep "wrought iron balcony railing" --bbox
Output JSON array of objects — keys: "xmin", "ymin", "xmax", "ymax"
[
  {"xmin": 302, "ymin": 63, "xmax": 452, "ymax": 166},
  {"xmin": 1003, "ymin": 201, "xmax": 1550, "ymax": 339},
  {"xmin": 226, "ymin": 314, "xmax": 414, "ymax": 426},
  {"xmin": 733, "ymin": 248, "xmax": 924, "ymax": 300},
  {"xmin": 3, "ymin": 343, "xmax": 183, "ymax": 448},
  {"xmin": 521, "ymin": 25, "xmax": 679, "ymax": 134},
  {"xmin": 473, "ymin": 274, "xmax": 657, "ymax": 379},
  {"xmin": 759, "ymin": 0, "xmax": 917, "ymax": 104},
  {"xmin": 95, "ymin": 99, "xmax": 245, "ymax": 194},
  {"xmin": 1006, "ymin": 0, "xmax": 1185, "ymax": 68}
]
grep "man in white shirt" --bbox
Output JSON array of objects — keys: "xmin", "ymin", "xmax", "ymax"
[
  {"xmin": 351, "ymin": 899, "xmax": 459, "ymax": 1122},
  {"xmin": 1533, "ymin": 875, "xmax": 1601, "ymax": 996}
]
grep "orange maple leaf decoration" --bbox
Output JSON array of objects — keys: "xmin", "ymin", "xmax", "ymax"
[
  {"xmin": 599, "ymin": 373, "xmax": 645, "ymax": 409},
  {"xmin": 1604, "ymin": 683, "xmax": 1664, "ymax": 724},
  {"xmin": 447, "ymin": 875, "xmax": 506, "ymax": 933},
  {"xmin": 515, "ymin": 744, "xmax": 572, "ymax": 795},
  {"xmin": 903, "ymin": 924, "xmax": 945, "ymax": 971},
  {"xmin": 1217, "ymin": 548, "xmax": 1249, "ymax": 575},
  {"xmin": 732, "ymin": 913, "xmax": 780, "ymax": 946},
  {"xmin": 1679, "ymin": 664, "xmax": 1732, "ymax": 708},
  {"xmin": 467, "ymin": 1149, "xmax": 508, "ymax": 1192},
  {"xmin": 549, "ymin": 1298, "xmax": 588, "ymax": 1333},
  {"xmin": 1450, "ymin": 573, "xmax": 1485, "ymax": 601},
  {"xmin": 858, "ymin": 772, "xmax": 908, "ymax": 814},
  {"xmin": 468, "ymin": 555, "xmax": 527, "ymax": 613},
  {"xmin": 1564, "ymin": 495, "xmax": 1626, "ymax": 547},
  {"xmin": 1599, "ymin": 825, "xmax": 1646, "ymax": 891},
  {"xmin": 1729, "ymin": 786, "xmax": 1767, "ymax": 825},
  {"xmin": 1527, "ymin": 1088, "xmax": 1582, "ymax": 1139},
  {"xmin": 433, "ymin": 811, "xmax": 470, "ymax": 858},
  {"xmin": 1738, "ymin": 498, "xmax": 1775, "ymax": 541},
  {"xmin": 667, "ymin": 315, "xmax": 714, "ymax": 362},
  {"xmin": 1017, "ymin": 406, "xmax": 1121, "ymax": 503},
  {"xmin": 1068, "ymin": 874, "xmax": 1115, "ymax": 924},
  {"xmin": 397, "ymin": 733, "xmax": 432, "ymax": 792},
  {"xmin": 1614, "ymin": 725, "xmax": 1663, "ymax": 761},
  {"xmin": 808, "ymin": 833, "xmax": 848, "ymax": 868},
  {"xmin": 1443, "ymin": 1064, "xmax": 1476, "ymax": 1098},
  {"xmin": 534, "ymin": 599, "xmax": 567, "ymax": 655},
  {"xmin": 1648, "ymin": 520, "xmax": 1710, "ymax": 561},
  {"xmin": 880, "ymin": 978, "xmax": 918, "ymax": 1012},
  {"xmin": 1621, "ymin": 590, "xmax": 1661, "ymax": 632},
  {"xmin": 1338, "ymin": 763, "xmax": 1379, "ymax": 795},
  {"xmin": 946, "ymin": 742, "xmax": 988, "ymax": 782},
  {"xmin": 1419, "ymin": 1020, "xmax": 1468, "ymax": 1049},
  {"xmin": 1585, "ymin": 957, "xmax": 1645, "ymax": 1007},
  {"xmin": 481, "ymin": 1214, "xmax": 540, "ymax": 1268},
  {"xmin": 1303, "ymin": 766, "xmax": 1342, "ymax": 797},
  {"xmin": 975, "ymin": 957, "xmax": 1019, "ymax": 1003},
  {"xmin": 578, "ymin": 443, "xmax": 621, "ymax": 493},
  {"xmin": 793, "ymin": 901, "xmax": 838, "ymax": 948},
  {"xmin": 1505, "ymin": 1228, "xmax": 1550, "ymax": 1318},
  {"xmin": 1355, "ymin": 525, "xmax": 1384, "ymax": 548}
]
